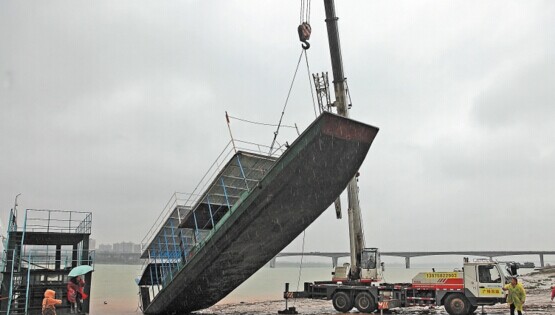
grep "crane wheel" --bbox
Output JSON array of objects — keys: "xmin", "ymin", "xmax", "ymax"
[
  {"xmin": 444, "ymin": 293, "xmax": 470, "ymax": 315},
  {"xmin": 332, "ymin": 291, "xmax": 353, "ymax": 312},
  {"xmin": 354, "ymin": 292, "xmax": 376, "ymax": 313}
]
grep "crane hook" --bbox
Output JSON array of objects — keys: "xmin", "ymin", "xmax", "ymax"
[{"xmin": 297, "ymin": 23, "xmax": 312, "ymax": 50}]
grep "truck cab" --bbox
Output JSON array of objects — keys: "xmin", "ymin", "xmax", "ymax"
[
  {"xmin": 462, "ymin": 260, "xmax": 507, "ymax": 301},
  {"xmin": 437, "ymin": 260, "xmax": 509, "ymax": 315}
]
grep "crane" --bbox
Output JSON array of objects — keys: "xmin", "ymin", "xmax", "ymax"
[{"xmin": 323, "ymin": 0, "xmax": 381, "ymax": 282}]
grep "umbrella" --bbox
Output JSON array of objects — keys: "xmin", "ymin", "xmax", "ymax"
[{"xmin": 68, "ymin": 265, "xmax": 94, "ymax": 277}]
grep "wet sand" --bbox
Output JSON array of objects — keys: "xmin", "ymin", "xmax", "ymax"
[{"xmin": 199, "ymin": 270, "xmax": 555, "ymax": 315}]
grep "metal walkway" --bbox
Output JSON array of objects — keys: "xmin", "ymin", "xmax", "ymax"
[{"xmin": 137, "ymin": 112, "xmax": 379, "ymax": 314}]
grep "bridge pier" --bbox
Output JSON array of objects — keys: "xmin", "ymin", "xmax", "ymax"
[
  {"xmin": 270, "ymin": 257, "xmax": 276, "ymax": 268},
  {"xmin": 540, "ymin": 254, "xmax": 545, "ymax": 268},
  {"xmin": 332, "ymin": 257, "xmax": 338, "ymax": 268},
  {"xmin": 405, "ymin": 257, "xmax": 410, "ymax": 269}
]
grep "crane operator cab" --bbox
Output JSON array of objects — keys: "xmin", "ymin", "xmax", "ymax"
[
  {"xmin": 332, "ymin": 248, "xmax": 382, "ymax": 283},
  {"xmin": 360, "ymin": 248, "xmax": 382, "ymax": 282}
]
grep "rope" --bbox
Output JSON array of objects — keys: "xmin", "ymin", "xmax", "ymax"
[
  {"xmin": 227, "ymin": 115, "xmax": 297, "ymax": 129},
  {"xmin": 304, "ymin": 50, "xmax": 318, "ymax": 118},
  {"xmin": 293, "ymin": 230, "xmax": 306, "ymax": 306},
  {"xmin": 269, "ymin": 49, "xmax": 304, "ymax": 155},
  {"xmin": 345, "ymin": 79, "xmax": 353, "ymax": 110}
]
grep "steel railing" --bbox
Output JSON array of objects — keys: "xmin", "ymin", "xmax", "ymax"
[{"xmin": 140, "ymin": 139, "xmax": 285, "ymax": 254}]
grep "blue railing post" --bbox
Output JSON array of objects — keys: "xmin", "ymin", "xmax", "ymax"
[
  {"xmin": 220, "ymin": 178, "xmax": 232, "ymax": 211},
  {"xmin": 7, "ymin": 250, "xmax": 16, "ymax": 314},
  {"xmin": 156, "ymin": 239, "xmax": 164, "ymax": 285},
  {"xmin": 206, "ymin": 196, "xmax": 216, "ymax": 229},
  {"xmin": 152, "ymin": 250, "xmax": 161, "ymax": 292},
  {"xmin": 25, "ymin": 251, "xmax": 32, "ymax": 314},
  {"xmin": 236, "ymin": 155, "xmax": 250, "ymax": 190},
  {"xmin": 19, "ymin": 209, "xmax": 29, "ymax": 271},
  {"xmin": 162, "ymin": 228, "xmax": 173, "ymax": 281},
  {"xmin": 192, "ymin": 211, "xmax": 200, "ymax": 244}
]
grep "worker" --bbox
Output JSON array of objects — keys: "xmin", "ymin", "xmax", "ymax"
[
  {"xmin": 503, "ymin": 276, "xmax": 526, "ymax": 315},
  {"xmin": 551, "ymin": 284, "xmax": 555, "ymax": 301},
  {"xmin": 68, "ymin": 276, "xmax": 88, "ymax": 313},
  {"xmin": 42, "ymin": 289, "xmax": 62, "ymax": 315}
]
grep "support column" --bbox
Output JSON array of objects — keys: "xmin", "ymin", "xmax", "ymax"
[
  {"xmin": 55, "ymin": 245, "xmax": 61, "ymax": 270},
  {"xmin": 540, "ymin": 254, "xmax": 545, "ymax": 268},
  {"xmin": 405, "ymin": 257, "xmax": 411, "ymax": 269},
  {"xmin": 72, "ymin": 244, "xmax": 78, "ymax": 268},
  {"xmin": 80, "ymin": 238, "xmax": 91, "ymax": 314},
  {"xmin": 270, "ymin": 257, "xmax": 276, "ymax": 268},
  {"xmin": 332, "ymin": 257, "xmax": 339, "ymax": 268}
]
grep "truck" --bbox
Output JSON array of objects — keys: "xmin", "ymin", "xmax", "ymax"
[{"xmin": 284, "ymin": 258, "xmax": 517, "ymax": 315}]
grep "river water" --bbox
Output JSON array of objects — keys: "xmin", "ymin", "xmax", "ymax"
[{"xmin": 89, "ymin": 264, "xmax": 537, "ymax": 315}]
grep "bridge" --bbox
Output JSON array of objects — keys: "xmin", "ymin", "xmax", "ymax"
[{"xmin": 271, "ymin": 251, "xmax": 555, "ymax": 269}]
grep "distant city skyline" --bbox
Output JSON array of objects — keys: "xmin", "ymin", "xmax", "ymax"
[{"xmin": 95, "ymin": 240, "xmax": 142, "ymax": 254}]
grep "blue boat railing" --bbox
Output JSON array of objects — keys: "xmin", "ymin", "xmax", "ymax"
[
  {"xmin": 140, "ymin": 139, "xmax": 284, "ymax": 256},
  {"xmin": 138, "ymin": 138, "xmax": 284, "ymax": 303}
]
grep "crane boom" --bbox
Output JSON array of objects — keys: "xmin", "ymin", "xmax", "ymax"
[{"xmin": 323, "ymin": 0, "xmax": 366, "ymax": 279}]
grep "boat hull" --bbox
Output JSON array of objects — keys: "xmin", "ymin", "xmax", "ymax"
[{"xmin": 144, "ymin": 112, "xmax": 379, "ymax": 314}]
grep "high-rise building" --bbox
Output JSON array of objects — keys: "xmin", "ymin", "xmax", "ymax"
[{"xmin": 98, "ymin": 244, "xmax": 112, "ymax": 252}]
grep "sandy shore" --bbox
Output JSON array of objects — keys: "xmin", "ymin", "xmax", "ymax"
[{"xmin": 200, "ymin": 269, "xmax": 555, "ymax": 315}]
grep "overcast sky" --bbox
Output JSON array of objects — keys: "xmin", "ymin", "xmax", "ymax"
[{"xmin": 1, "ymin": 1, "xmax": 553, "ymax": 258}]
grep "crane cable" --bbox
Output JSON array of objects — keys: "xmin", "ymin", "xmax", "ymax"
[
  {"xmin": 300, "ymin": 0, "xmax": 311, "ymax": 24},
  {"xmin": 298, "ymin": 0, "xmax": 312, "ymax": 49},
  {"xmin": 304, "ymin": 50, "xmax": 318, "ymax": 118},
  {"xmin": 293, "ymin": 2, "xmax": 312, "ymax": 307},
  {"xmin": 268, "ymin": 50, "xmax": 304, "ymax": 156},
  {"xmin": 269, "ymin": 0, "xmax": 316, "ymax": 155},
  {"xmin": 293, "ymin": 230, "xmax": 306, "ymax": 307}
]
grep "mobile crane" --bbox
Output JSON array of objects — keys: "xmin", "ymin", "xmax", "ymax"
[
  {"xmin": 322, "ymin": 0, "xmax": 381, "ymax": 285},
  {"xmin": 281, "ymin": 1, "xmax": 515, "ymax": 314}
]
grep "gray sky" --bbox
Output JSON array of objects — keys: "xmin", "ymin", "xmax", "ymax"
[{"xmin": 1, "ymin": 1, "xmax": 553, "ymax": 256}]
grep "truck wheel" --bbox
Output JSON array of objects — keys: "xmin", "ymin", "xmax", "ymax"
[
  {"xmin": 332, "ymin": 291, "xmax": 353, "ymax": 312},
  {"xmin": 444, "ymin": 294, "xmax": 470, "ymax": 315},
  {"xmin": 354, "ymin": 292, "xmax": 376, "ymax": 313},
  {"xmin": 468, "ymin": 305, "xmax": 478, "ymax": 314}
]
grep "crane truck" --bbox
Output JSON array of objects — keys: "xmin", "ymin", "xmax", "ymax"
[
  {"xmin": 280, "ymin": 1, "xmax": 517, "ymax": 315},
  {"xmin": 284, "ymin": 258, "xmax": 518, "ymax": 315}
]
